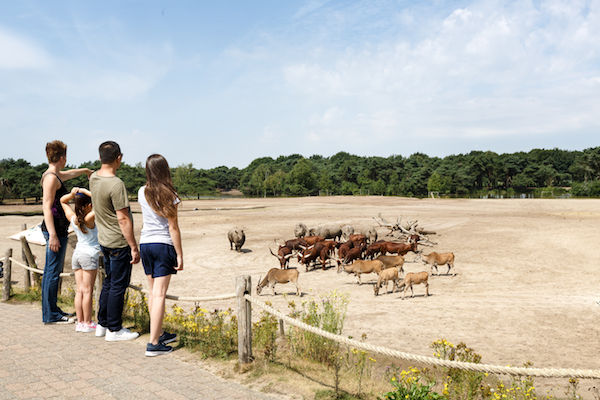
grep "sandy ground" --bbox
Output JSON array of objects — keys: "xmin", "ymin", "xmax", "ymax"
[{"xmin": 2, "ymin": 197, "xmax": 600, "ymax": 381}]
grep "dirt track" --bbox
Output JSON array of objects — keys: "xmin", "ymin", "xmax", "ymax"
[{"xmin": 2, "ymin": 197, "xmax": 600, "ymax": 374}]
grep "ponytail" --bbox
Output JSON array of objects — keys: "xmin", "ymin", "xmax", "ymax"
[{"xmin": 74, "ymin": 193, "xmax": 92, "ymax": 233}]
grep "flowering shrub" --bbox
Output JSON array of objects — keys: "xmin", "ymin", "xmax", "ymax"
[
  {"xmin": 164, "ymin": 304, "xmax": 237, "ymax": 359},
  {"xmin": 345, "ymin": 333, "xmax": 376, "ymax": 397},
  {"xmin": 431, "ymin": 338, "xmax": 485, "ymax": 399},
  {"xmin": 123, "ymin": 289, "xmax": 150, "ymax": 333},
  {"xmin": 380, "ymin": 367, "xmax": 446, "ymax": 400}
]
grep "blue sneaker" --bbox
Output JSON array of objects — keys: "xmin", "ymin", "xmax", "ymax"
[
  {"xmin": 159, "ymin": 331, "xmax": 177, "ymax": 344},
  {"xmin": 145, "ymin": 342, "xmax": 173, "ymax": 357}
]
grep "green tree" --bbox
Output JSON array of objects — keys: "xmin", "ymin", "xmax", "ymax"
[{"xmin": 288, "ymin": 159, "xmax": 317, "ymax": 195}]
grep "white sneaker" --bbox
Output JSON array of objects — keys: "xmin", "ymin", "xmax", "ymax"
[
  {"xmin": 75, "ymin": 322, "xmax": 86, "ymax": 332},
  {"xmin": 95, "ymin": 324, "xmax": 107, "ymax": 337},
  {"xmin": 78, "ymin": 323, "xmax": 96, "ymax": 333},
  {"xmin": 105, "ymin": 328, "xmax": 139, "ymax": 342}
]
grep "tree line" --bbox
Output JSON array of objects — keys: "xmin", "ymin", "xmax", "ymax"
[{"xmin": 2, "ymin": 147, "xmax": 600, "ymax": 202}]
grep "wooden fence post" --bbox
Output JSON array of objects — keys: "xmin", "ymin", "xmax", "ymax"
[
  {"xmin": 2, "ymin": 249, "xmax": 12, "ymax": 301},
  {"xmin": 20, "ymin": 237, "xmax": 41, "ymax": 287},
  {"xmin": 21, "ymin": 224, "xmax": 31, "ymax": 291},
  {"xmin": 279, "ymin": 319, "xmax": 285, "ymax": 337},
  {"xmin": 236, "ymin": 275, "xmax": 252, "ymax": 365}
]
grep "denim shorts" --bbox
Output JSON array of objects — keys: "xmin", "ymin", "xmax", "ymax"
[
  {"xmin": 72, "ymin": 249, "xmax": 100, "ymax": 271},
  {"xmin": 140, "ymin": 243, "xmax": 177, "ymax": 278}
]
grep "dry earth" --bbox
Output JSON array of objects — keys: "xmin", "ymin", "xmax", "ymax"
[{"xmin": 2, "ymin": 197, "xmax": 600, "ymax": 387}]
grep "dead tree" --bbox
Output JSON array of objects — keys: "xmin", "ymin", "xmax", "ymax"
[{"xmin": 372, "ymin": 214, "xmax": 437, "ymax": 246}]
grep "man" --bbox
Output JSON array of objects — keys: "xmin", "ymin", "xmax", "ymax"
[{"xmin": 90, "ymin": 141, "xmax": 140, "ymax": 341}]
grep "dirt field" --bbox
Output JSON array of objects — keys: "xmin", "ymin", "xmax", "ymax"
[{"xmin": 2, "ymin": 196, "xmax": 599, "ymax": 377}]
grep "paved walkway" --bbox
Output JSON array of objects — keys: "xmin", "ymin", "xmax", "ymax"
[{"xmin": 0, "ymin": 302, "xmax": 277, "ymax": 400}]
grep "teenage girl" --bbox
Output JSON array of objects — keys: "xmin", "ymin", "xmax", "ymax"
[
  {"xmin": 60, "ymin": 187, "xmax": 100, "ymax": 332},
  {"xmin": 138, "ymin": 154, "xmax": 183, "ymax": 356}
]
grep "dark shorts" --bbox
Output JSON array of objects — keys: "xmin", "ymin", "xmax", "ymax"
[{"xmin": 140, "ymin": 243, "xmax": 177, "ymax": 278}]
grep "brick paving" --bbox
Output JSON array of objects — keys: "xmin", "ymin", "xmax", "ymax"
[{"xmin": 0, "ymin": 302, "xmax": 279, "ymax": 400}]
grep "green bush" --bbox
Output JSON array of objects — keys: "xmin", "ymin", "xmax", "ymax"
[
  {"xmin": 287, "ymin": 290, "xmax": 349, "ymax": 395},
  {"xmin": 253, "ymin": 303, "xmax": 279, "ymax": 362}
]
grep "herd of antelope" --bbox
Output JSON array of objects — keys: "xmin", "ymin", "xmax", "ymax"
[{"xmin": 255, "ymin": 222, "xmax": 455, "ymax": 299}]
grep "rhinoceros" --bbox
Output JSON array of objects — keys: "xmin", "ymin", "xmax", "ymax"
[
  {"xmin": 228, "ymin": 227, "xmax": 246, "ymax": 251},
  {"xmin": 294, "ymin": 223, "xmax": 308, "ymax": 238},
  {"xmin": 308, "ymin": 224, "xmax": 342, "ymax": 240}
]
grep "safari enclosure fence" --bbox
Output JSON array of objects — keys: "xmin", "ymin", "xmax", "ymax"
[{"xmin": 2, "ymin": 245, "xmax": 600, "ymax": 382}]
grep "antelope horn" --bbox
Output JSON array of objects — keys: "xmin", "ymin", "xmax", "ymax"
[{"xmin": 284, "ymin": 253, "xmax": 294, "ymax": 259}]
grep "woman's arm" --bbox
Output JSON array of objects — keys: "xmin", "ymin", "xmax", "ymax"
[
  {"xmin": 42, "ymin": 174, "xmax": 60, "ymax": 252},
  {"xmin": 60, "ymin": 168, "xmax": 93, "ymax": 181},
  {"xmin": 167, "ymin": 205, "xmax": 183, "ymax": 270},
  {"xmin": 59, "ymin": 187, "xmax": 79, "ymax": 224}
]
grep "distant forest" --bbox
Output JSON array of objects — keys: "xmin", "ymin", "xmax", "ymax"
[{"xmin": 2, "ymin": 147, "xmax": 600, "ymax": 202}]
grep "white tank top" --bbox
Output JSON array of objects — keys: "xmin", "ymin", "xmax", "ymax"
[
  {"xmin": 70, "ymin": 216, "xmax": 100, "ymax": 254},
  {"xmin": 138, "ymin": 186, "xmax": 180, "ymax": 245}
]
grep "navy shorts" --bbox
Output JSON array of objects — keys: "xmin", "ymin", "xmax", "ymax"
[{"xmin": 140, "ymin": 243, "xmax": 177, "ymax": 278}]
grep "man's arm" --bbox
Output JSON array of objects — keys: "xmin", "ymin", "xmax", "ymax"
[{"xmin": 116, "ymin": 208, "xmax": 139, "ymax": 264}]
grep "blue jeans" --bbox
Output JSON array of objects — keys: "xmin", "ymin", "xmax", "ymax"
[
  {"xmin": 42, "ymin": 231, "xmax": 69, "ymax": 323},
  {"xmin": 98, "ymin": 246, "xmax": 132, "ymax": 332}
]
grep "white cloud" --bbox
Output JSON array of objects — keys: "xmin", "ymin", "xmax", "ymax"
[
  {"xmin": 280, "ymin": 0, "xmax": 600, "ymax": 141},
  {"xmin": 0, "ymin": 27, "xmax": 51, "ymax": 69}
]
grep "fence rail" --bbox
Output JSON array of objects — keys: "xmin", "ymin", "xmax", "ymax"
[
  {"xmin": 127, "ymin": 283, "xmax": 235, "ymax": 302},
  {"xmin": 9, "ymin": 257, "xmax": 74, "ymax": 278}
]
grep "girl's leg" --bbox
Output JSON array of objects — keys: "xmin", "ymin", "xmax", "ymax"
[
  {"xmin": 145, "ymin": 275, "xmax": 154, "ymax": 318},
  {"xmin": 73, "ymin": 269, "xmax": 84, "ymax": 323},
  {"xmin": 81, "ymin": 269, "xmax": 97, "ymax": 324},
  {"xmin": 149, "ymin": 275, "xmax": 171, "ymax": 345}
]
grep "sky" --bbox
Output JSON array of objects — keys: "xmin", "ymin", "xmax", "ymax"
[{"xmin": 0, "ymin": 0, "xmax": 599, "ymax": 168}]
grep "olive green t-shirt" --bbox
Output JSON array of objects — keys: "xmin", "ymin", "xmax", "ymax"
[{"xmin": 89, "ymin": 172, "xmax": 132, "ymax": 248}]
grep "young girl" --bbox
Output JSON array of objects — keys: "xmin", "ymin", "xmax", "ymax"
[
  {"xmin": 60, "ymin": 187, "xmax": 100, "ymax": 333},
  {"xmin": 138, "ymin": 154, "xmax": 183, "ymax": 357}
]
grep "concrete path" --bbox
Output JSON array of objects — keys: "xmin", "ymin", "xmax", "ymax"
[{"xmin": 0, "ymin": 302, "xmax": 277, "ymax": 400}]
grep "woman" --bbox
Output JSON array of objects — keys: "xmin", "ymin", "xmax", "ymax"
[
  {"xmin": 60, "ymin": 187, "xmax": 100, "ymax": 332},
  {"xmin": 138, "ymin": 154, "xmax": 183, "ymax": 356},
  {"xmin": 41, "ymin": 140, "xmax": 92, "ymax": 324}
]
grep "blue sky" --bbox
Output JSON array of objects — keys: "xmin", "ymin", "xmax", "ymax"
[{"xmin": 1, "ymin": 0, "xmax": 599, "ymax": 168}]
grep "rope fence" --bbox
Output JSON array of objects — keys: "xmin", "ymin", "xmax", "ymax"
[
  {"xmin": 9, "ymin": 257, "xmax": 74, "ymax": 277},
  {"xmin": 3, "ymin": 244, "xmax": 600, "ymax": 381},
  {"xmin": 243, "ymin": 293, "xmax": 600, "ymax": 379},
  {"xmin": 127, "ymin": 283, "xmax": 235, "ymax": 302}
]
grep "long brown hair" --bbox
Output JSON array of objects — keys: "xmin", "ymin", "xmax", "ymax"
[
  {"xmin": 74, "ymin": 193, "xmax": 92, "ymax": 233},
  {"xmin": 144, "ymin": 154, "xmax": 178, "ymax": 219}
]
